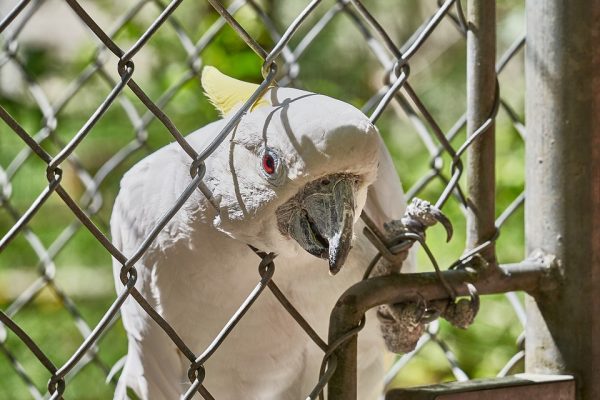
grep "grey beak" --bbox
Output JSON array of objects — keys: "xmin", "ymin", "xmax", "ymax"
[{"xmin": 277, "ymin": 174, "xmax": 356, "ymax": 275}]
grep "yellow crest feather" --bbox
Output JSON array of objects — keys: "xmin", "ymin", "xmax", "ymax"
[{"xmin": 201, "ymin": 66, "xmax": 270, "ymax": 116}]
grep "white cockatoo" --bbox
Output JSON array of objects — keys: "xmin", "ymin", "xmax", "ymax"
[{"xmin": 111, "ymin": 66, "xmax": 411, "ymax": 400}]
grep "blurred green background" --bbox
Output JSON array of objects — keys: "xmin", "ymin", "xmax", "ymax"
[{"xmin": 0, "ymin": 0, "xmax": 526, "ymax": 398}]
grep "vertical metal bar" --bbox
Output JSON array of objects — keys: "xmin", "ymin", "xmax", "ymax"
[
  {"xmin": 466, "ymin": 0, "xmax": 497, "ymax": 263},
  {"xmin": 525, "ymin": 1, "xmax": 600, "ymax": 399},
  {"xmin": 327, "ymin": 313, "xmax": 358, "ymax": 400},
  {"xmin": 327, "ymin": 324, "xmax": 358, "ymax": 400}
]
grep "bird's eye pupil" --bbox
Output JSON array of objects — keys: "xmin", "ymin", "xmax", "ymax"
[{"xmin": 262, "ymin": 153, "xmax": 276, "ymax": 175}]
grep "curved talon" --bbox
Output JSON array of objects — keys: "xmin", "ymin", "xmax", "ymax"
[
  {"xmin": 414, "ymin": 293, "xmax": 427, "ymax": 323},
  {"xmin": 420, "ymin": 307, "xmax": 442, "ymax": 324},
  {"xmin": 413, "ymin": 293, "xmax": 441, "ymax": 324},
  {"xmin": 429, "ymin": 207, "xmax": 454, "ymax": 242},
  {"xmin": 466, "ymin": 282, "xmax": 480, "ymax": 315}
]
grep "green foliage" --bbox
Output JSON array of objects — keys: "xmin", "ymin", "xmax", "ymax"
[{"xmin": 0, "ymin": 297, "xmax": 127, "ymax": 399}]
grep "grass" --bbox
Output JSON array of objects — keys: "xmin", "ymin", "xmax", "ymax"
[{"xmin": 0, "ymin": 297, "xmax": 127, "ymax": 400}]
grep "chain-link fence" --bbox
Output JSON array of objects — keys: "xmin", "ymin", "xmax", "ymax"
[{"xmin": 1, "ymin": 0, "xmax": 530, "ymax": 399}]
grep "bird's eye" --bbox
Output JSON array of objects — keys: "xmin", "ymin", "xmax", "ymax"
[
  {"xmin": 259, "ymin": 148, "xmax": 285, "ymax": 185},
  {"xmin": 262, "ymin": 153, "xmax": 276, "ymax": 175}
]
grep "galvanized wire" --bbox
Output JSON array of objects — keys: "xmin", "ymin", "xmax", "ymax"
[{"xmin": 0, "ymin": 0, "xmax": 527, "ymax": 398}]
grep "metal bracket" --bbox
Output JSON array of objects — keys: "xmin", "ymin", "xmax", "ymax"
[{"xmin": 385, "ymin": 374, "xmax": 575, "ymax": 400}]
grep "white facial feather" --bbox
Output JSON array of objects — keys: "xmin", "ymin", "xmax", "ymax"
[{"xmin": 196, "ymin": 86, "xmax": 380, "ymax": 254}]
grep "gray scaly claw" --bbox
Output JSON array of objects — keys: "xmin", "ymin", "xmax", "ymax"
[{"xmin": 399, "ymin": 198, "xmax": 454, "ymax": 242}]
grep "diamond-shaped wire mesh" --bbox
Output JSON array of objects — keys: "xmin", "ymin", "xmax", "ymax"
[{"xmin": 1, "ymin": 0, "xmax": 526, "ymax": 398}]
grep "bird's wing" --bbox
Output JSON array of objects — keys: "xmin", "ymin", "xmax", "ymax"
[{"xmin": 110, "ymin": 137, "xmax": 212, "ymax": 399}]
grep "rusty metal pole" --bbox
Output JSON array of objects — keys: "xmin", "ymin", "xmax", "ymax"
[
  {"xmin": 466, "ymin": 0, "xmax": 497, "ymax": 264},
  {"xmin": 525, "ymin": 1, "xmax": 600, "ymax": 399},
  {"xmin": 326, "ymin": 261, "xmax": 551, "ymax": 400}
]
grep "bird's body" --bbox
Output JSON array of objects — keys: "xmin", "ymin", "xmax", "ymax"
[{"xmin": 112, "ymin": 68, "xmax": 410, "ymax": 399}]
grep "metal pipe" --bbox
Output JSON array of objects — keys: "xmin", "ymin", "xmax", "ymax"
[
  {"xmin": 327, "ymin": 260, "xmax": 553, "ymax": 399},
  {"xmin": 525, "ymin": 1, "xmax": 600, "ymax": 399},
  {"xmin": 466, "ymin": 0, "xmax": 497, "ymax": 263}
]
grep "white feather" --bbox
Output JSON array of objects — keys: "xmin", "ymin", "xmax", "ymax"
[{"xmin": 111, "ymin": 84, "xmax": 412, "ymax": 400}]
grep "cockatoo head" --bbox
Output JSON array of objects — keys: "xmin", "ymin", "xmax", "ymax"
[{"xmin": 200, "ymin": 67, "xmax": 379, "ymax": 274}]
